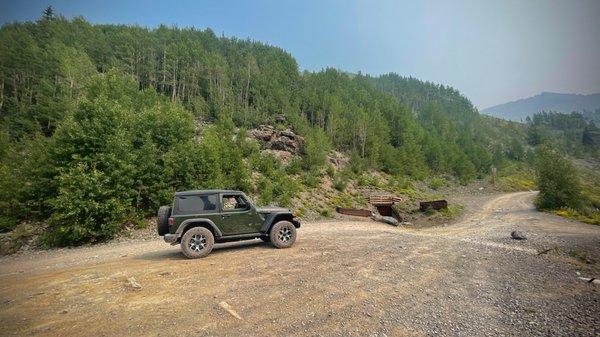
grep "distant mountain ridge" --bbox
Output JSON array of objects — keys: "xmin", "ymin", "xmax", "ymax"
[{"xmin": 482, "ymin": 92, "xmax": 600, "ymax": 122}]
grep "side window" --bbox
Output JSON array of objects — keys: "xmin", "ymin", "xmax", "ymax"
[
  {"xmin": 175, "ymin": 194, "xmax": 218, "ymax": 214},
  {"xmin": 222, "ymin": 195, "xmax": 250, "ymax": 212}
]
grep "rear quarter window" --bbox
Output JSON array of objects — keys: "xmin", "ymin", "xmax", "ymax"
[{"xmin": 174, "ymin": 194, "xmax": 218, "ymax": 214}]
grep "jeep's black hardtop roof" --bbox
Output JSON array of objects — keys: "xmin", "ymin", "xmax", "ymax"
[{"xmin": 174, "ymin": 189, "xmax": 243, "ymax": 196}]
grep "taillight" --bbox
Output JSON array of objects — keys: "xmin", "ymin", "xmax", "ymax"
[{"xmin": 168, "ymin": 217, "xmax": 174, "ymax": 226}]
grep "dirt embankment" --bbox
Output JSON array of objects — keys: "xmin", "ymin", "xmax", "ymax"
[{"xmin": 0, "ymin": 192, "xmax": 599, "ymax": 336}]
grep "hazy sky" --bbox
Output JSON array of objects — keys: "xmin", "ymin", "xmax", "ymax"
[{"xmin": 1, "ymin": 0, "xmax": 599, "ymax": 108}]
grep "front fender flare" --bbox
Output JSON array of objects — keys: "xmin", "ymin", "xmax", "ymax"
[{"xmin": 260, "ymin": 212, "xmax": 296, "ymax": 233}]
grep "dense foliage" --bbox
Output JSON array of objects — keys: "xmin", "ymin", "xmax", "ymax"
[
  {"xmin": 534, "ymin": 146, "xmax": 582, "ymax": 210},
  {"xmin": 0, "ymin": 14, "xmax": 551, "ymax": 244},
  {"xmin": 534, "ymin": 146, "xmax": 599, "ymax": 225}
]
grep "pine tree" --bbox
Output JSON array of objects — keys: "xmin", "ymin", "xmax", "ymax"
[{"xmin": 42, "ymin": 6, "xmax": 54, "ymax": 20}]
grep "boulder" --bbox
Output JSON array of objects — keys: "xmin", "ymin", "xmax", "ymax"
[
  {"xmin": 249, "ymin": 125, "xmax": 275, "ymax": 141},
  {"xmin": 280, "ymin": 130, "xmax": 297, "ymax": 139},
  {"xmin": 249, "ymin": 125, "xmax": 304, "ymax": 154},
  {"xmin": 510, "ymin": 230, "xmax": 526, "ymax": 240},
  {"xmin": 275, "ymin": 114, "xmax": 286, "ymax": 123},
  {"xmin": 371, "ymin": 214, "xmax": 400, "ymax": 226},
  {"xmin": 328, "ymin": 151, "xmax": 349, "ymax": 167}
]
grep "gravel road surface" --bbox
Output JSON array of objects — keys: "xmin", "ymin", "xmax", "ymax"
[{"xmin": 0, "ymin": 191, "xmax": 598, "ymax": 336}]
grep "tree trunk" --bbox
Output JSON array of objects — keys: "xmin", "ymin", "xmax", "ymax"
[
  {"xmin": 171, "ymin": 59, "xmax": 177, "ymax": 102},
  {"xmin": 161, "ymin": 49, "xmax": 166, "ymax": 93},
  {"xmin": 0, "ymin": 75, "xmax": 4, "ymax": 111}
]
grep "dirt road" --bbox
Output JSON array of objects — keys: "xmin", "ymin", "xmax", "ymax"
[{"xmin": 1, "ymin": 192, "xmax": 599, "ymax": 336}]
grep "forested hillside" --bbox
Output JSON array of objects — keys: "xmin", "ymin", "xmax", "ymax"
[
  {"xmin": 526, "ymin": 111, "xmax": 600, "ymax": 158},
  {"xmin": 0, "ymin": 14, "xmax": 535, "ymax": 245}
]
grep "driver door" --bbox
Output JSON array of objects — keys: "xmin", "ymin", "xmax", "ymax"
[{"xmin": 219, "ymin": 193, "xmax": 263, "ymax": 235}]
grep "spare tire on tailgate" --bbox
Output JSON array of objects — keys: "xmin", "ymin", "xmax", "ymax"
[{"xmin": 157, "ymin": 206, "xmax": 172, "ymax": 236}]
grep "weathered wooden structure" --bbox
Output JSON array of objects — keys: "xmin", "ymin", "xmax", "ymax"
[
  {"xmin": 334, "ymin": 193, "xmax": 403, "ymax": 223},
  {"xmin": 368, "ymin": 194, "xmax": 403, "ymax": 222}
]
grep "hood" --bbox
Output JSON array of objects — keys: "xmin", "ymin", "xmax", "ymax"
[{"xmin": 256, "ymin": 206, "xmax": 291, "ymax": 214}]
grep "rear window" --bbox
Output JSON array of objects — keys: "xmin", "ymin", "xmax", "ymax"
[{"xmin": 174, "ymin": 194, "xmax": 218, "ymax": 214}]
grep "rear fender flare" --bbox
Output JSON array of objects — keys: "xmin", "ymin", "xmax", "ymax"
[{"xmin": 176, "ymin": 218, "xmax": 222, "ymax": 239}]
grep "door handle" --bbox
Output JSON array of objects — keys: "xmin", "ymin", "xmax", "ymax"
[{"xmin": 221, "ymin": 214, "xmax": 231, "ymax": 218}]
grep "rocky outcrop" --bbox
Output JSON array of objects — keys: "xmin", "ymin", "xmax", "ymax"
[
  {"xmin": 327, "ymin": 151, "xmax": 349, "ymax": 167},
  {"xmin": 249, "ymin": 125, "xmax": 304, "ymax": 154}
]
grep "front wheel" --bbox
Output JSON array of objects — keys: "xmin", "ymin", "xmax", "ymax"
[
  {"xmin": 181, "ymin": 227, "xmax": 214, "ymax": 259},
  {"xmin": 269, "ymin": 221, "xmax": 297, "ymax": 249}
]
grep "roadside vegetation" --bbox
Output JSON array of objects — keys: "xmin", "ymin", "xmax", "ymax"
[
  {"xmin": 0, "ymin": 11, "xmax": 598, "ymax": 249},
  {"xmin": 534, "ymin": 146, "xmax": 600, "ymax": 225}
]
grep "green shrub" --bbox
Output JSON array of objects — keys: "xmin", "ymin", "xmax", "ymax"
[
  {"xmin": 357, "ymin": 174, "xmax": 380, "ymax": 188},
  {"xmin": 348, "ymin": 151, "xmax": 367, "ymax": 174},
  {"xmin": 330, "ymin": 193, "xmax": 353, "ymax": 208},
  {"xmin": 302, "ymin": 129, "xmax": 330, "ymax": 171},
  {"xmin": 253, "ymin": 153, "xmax": 281, "ymax": 176},
  {"xmin": 257, "ymin": 177, "xmax": 275, "ymax": 205},
  {"xmin": 0, "ymin": 135, "xmax": 53, "ymax": 232},
  {"xmin": 554, "ymin": 208, "xmax": 600, "ymax": 225},
  {"xmin": 428, "ymin": 177, "xmax": 446, "ymax": 190},
  {"xmin": 301, "ymin": 173, "xmax": 320, "ymax": 188},
  {"xmin": 285, "ymin": 157, "xmax": 303, "ymax": 175},
  {"xmin": 333, "ymin": 178, "xmax": 348, "ymax": 192},
  {"xmin": 440, "ymin": 204, "xmax": 464, "ymax": 220},
  {"xmin": 47, "ymin": 164, "xmax": 129, "ymax": 245},
  {"xmin": 389, "ymin": 176, "xmax": 411, "ymax": 190},
  {"xmin": 535, "ymin": 146, "xmax": 582, "ymax": 210},
  {"xmin": 326, "ymin": 164, "xmax": 335, "ymax": 177},
  {"xmin": 257, "ymin": 171, "xmax": 299, "ymax": 207},
  {"xmin": 319, "ymin": 208, "xmax": 331, "ymax": 217},
  {"xmin": 272, "ymin": 174, "xmax": 299, "ymax": 207}
]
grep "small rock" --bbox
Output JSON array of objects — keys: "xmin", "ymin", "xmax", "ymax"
[
  {"xmin": 59, "ymin": 309, "xmax": 68, "ymax": 314},
  {"xmin": 510, "ymin": 231, "xmax": 526, "ymax": 240},
  {"xmin": 371, "ymin": 214, "xmax": 400, "ymax": 226},
  {"xmin": 218, "ymin": 301, "xmax": 242, "ymax": 320},
  {"xmin": 578, "ymin": 277, "xmax": 600, "ymax": 284},
  {"xmin": 126, "ymin": 277, "xmax": 142, "ymax": 290}
]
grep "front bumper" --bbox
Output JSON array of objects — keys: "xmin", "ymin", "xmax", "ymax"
[
  {"xmin": 163, "ymin": 234, "xmax": 178, "ymax": 244},
  {"xmin": 292, "ymin": 219, "xmax": 301, "ymax": 228}
]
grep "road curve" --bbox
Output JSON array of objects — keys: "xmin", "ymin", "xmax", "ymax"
[{"xmin": 0, "ymin": 192, "xmax": 598, "ymax": 336}]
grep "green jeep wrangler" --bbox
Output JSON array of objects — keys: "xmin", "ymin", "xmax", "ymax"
[{"xmin": 157, "ymin": 190, "xmax": 300, "ymax": 258}]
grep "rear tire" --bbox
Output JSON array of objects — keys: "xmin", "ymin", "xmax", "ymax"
[
  {"xmin": 157, "ymin": 206, "xmax": 171, "ymax": 236},
  {"xmin": 269, "ymin": 221, "xmax": 297, "ymax": 249},
  {"xmin": 181, "ymin": 227, "xmax": 214, "ymax": 259}
]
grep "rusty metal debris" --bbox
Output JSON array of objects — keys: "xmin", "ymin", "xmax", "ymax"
[
  {"xmin": 335, "ymin": 207, "xmax": 373, "ymax": 217},
  {"xmin": 419, "ymin": 200, "xmax": 448, "ymax": 211}
]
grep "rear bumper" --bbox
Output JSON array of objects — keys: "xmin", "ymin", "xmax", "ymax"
[{"xmin": 163, "ymin": 234, "xmax": 178, "ymax": 244}]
